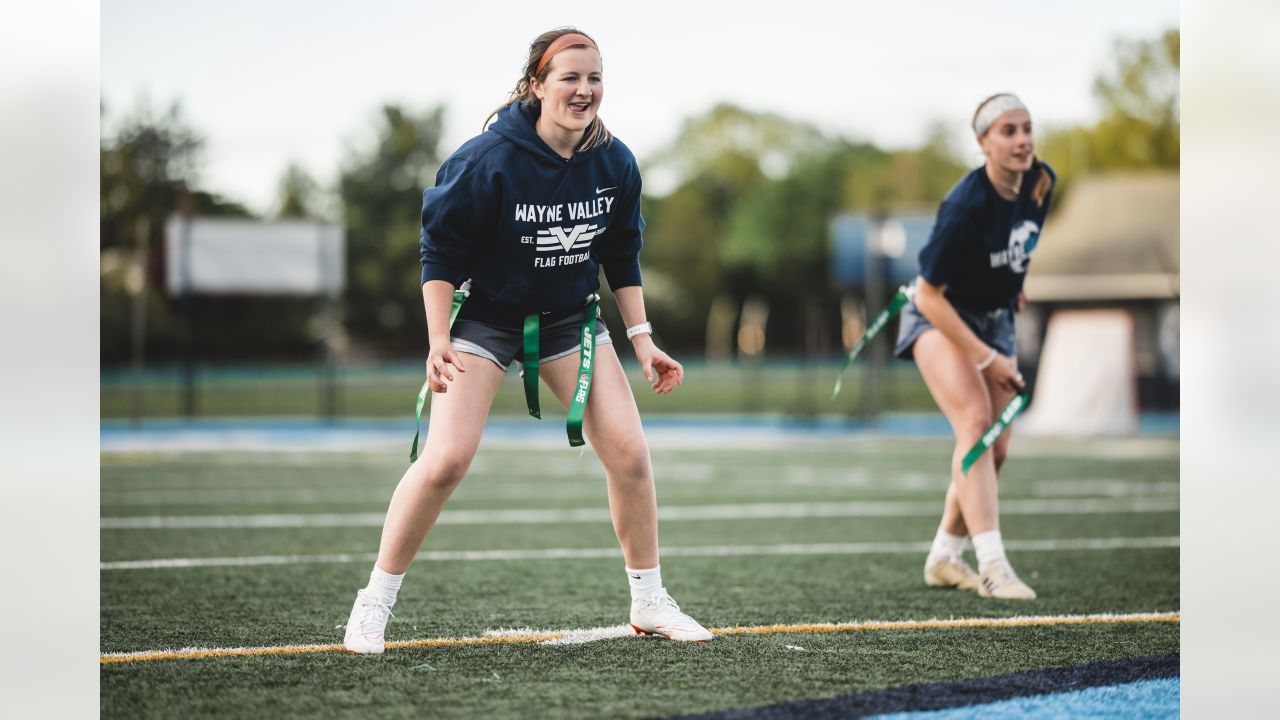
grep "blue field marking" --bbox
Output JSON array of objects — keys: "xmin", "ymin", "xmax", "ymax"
[
  {"xmin": 868, "ymin": 678, "xmax": 1179, "ymax": 719},
  {"xmin": 674, "ymin": 654, "xmax": 1178, "ymax": 720}
]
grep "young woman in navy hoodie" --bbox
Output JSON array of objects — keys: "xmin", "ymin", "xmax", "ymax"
[{"xmin": 343, "ymin": 27, "xmax": 713, "ymax": 653}]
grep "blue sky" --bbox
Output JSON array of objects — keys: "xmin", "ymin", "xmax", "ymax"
[{"xmin": 102, "ymin": 0, "xmax": 1179, "ymax": 212}]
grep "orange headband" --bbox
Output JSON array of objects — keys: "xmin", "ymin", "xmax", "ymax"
[{"xmin": 535, "ymin": 33, "xmax": 598, "ymax": 76}]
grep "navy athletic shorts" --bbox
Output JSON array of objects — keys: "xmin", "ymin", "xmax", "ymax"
[
  {"xmin": 894, "ymin": 301, "xmax": 1016, "ymax": 361},
  {"xmin": 451, "ymin": 312, "xmax": 612, "ymax": 370}
]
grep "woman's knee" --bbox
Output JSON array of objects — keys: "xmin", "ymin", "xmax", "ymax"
[
  {"xmin": 603, "ymin": 439, "xmax": 651, "ymax": 481},
  {"xmin": 413, "ymin": 449, "xmax": 473, "ymax": 490},
  {"xmin": 952, "ymin": 409, "xmax": 992, "ymax": 444}
]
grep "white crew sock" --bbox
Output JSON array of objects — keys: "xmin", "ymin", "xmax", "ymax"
[
  {"xmin": 928, "ymin": 529, "xmax": 968, "ymax": 561},
  {"xmin": 971, "ymin": 530, "xmax": 1008, "ymax": 573},
  {"xmin": 626, "ymin": 565, "xmax": 664, "ymax": 600},
  {"xmin": 365, "ymin": 565, "xmax": 405, "ymax": 606}
]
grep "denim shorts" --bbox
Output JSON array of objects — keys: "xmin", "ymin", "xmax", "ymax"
[
  {"xmin": 894, "ymin": 301, "xmax": 1015, "ymax": 361},
  {"xmin": 451, "ymin": 312, "xmax": 612, "ymax": 370}
]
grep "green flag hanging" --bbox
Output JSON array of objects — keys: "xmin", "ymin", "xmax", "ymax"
[
  {"xmin": 565, "ymin": 296, "xmax": 600, "ymax": 447},
  {"xmin": 410, "ymin": 286, "xmax": 469, "ymax": 463},
  {"xmin": 832, "ymin": 285, "xmax": 914, "ymax": 400}
]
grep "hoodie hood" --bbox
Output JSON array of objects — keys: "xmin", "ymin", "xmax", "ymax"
[{"xmin": 488, "ymin": 102, "xmax": 600, "ymax": 166}]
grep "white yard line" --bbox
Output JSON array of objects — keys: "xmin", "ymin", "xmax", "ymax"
[
  {"xmin": 100, "ymin": 497, "xmax": 1179, "ymax": 530},
  {"xmin": 1031, "ymin": 480, "xmax": 1180, "ymax": 497},
  {"xmin": 100, "ymin": 535, "xmax": 1179, "ymax": 570}
]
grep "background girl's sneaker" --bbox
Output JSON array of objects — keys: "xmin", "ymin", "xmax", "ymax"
[
  {"xmin": 978, "ymin": 559, "xmax": 1038, "ymax": 600},
  {"xmin": 924, "ymin": 554, "xmax": 980, "ymax": 590}
]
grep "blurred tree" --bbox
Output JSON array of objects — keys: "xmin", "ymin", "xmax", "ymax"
[
  {"xmin": 338, "ymin": 104, "xmax": 447, "ymax": 357},
  {"xmin": 100, "ymin": 99, "xmax": 257, "ymax": 365},
  {"xmin": 641, "ymin": 105, "xmax": 836, "ymax": 349},
  {"xmin": 1039, "ymin": 28, "xmax": 1179, "ymax": 199},
  {"xmin": 643, "ymin": 152, "xmax": 764, "ymax": 299},
  {"xmin": 101, "ymin": 99, "xmax": 202, "ymax": 253},
  {"xmin": 718, "ymin": 135, "xmax": 966, "ymax": 352},
  {"xmin": 639, "ymin": 105, "xmax": 970, "ymax": 355},
  {"xmin": 274, "ymin": 162, "xmax": 327, "ymax": 220},
  {"xmin": 647, "ymin": 103, "xmax": 830, "ymax": 184},
  {"xmin": 1095, "ymin": 29, "xmax": 1179, "ymax": 129}
]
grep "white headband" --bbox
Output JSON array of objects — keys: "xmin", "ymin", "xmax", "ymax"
[{"xmin": 973, "ymin": 94, "xmax": 1028, "ymax": 136}]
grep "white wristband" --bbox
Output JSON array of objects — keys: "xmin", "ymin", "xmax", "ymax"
[
  {"xmin": 625, "ymin": 322, "xmax": 653, "ymax": 340},
  {"xmin": 975, "ymin": 348, "xmax": 998, "ymax": 371}
]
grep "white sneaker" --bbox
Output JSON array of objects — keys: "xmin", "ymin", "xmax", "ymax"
[
  {"xmin": 344, "ymin": 589, "xmax": 394, "ymax": 654},
  {"xmin": 924, "ymin": 554, "xmax": 980, "ymax": 591},
  {"xmin": 630, "ymin": 593, "xmax": 714, "ymax": 642},
  {"xmin": 978, "ymin": 559, "xmax": 1038, "ymax": 600}
]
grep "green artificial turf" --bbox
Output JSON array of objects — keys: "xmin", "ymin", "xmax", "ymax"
[{"xmin": 101, "ymin": 437, "xmax": 1179, "ymax": 718}]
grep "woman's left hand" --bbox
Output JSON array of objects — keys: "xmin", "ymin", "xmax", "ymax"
[
  {"xmin": 1015, "ymin": 291, "xmax": 1028, "ymax": 313},
  {"xmin": 633, "ymin": 338, "xmax": 683, "ymax": 394}
]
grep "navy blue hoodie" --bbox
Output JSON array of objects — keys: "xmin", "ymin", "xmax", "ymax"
[{"xmin": 420, "ymin": 102, "xmax": 644, "ymax": 329}]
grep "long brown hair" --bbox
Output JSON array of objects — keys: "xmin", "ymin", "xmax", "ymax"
[
  {"xmin": 484, "ymin": 27, "xmax": 613, "ymax": 153},
  {"xmin": 972, "ymin": 93, "xmax": 1053, "ymax": 208}
]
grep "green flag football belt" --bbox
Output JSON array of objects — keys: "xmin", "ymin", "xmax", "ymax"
[
  {"xmin": 961, "ymin": 390, "xmax": 1028, "ymax": 474},
  {"xmin": 828, "ymin": 283, "xmax": 1028, "ymax": 473},
  {"xmin": 410, "ymin": 285, "xmax": 600, "ymax": 462},
  {"xmin": 831, "ymin": 285, "xmax": 914, "ymax": 400}
]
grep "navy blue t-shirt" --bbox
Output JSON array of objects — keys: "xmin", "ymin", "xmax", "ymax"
[
  {"xmin": 419, "ymin": 102, "xmax": 644, "ymax": 329},
  {"xmin": 917, "ymin": 163, "xmax": 1055, "ymax": 311}
]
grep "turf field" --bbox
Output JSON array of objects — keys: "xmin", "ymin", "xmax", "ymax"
[{"xmin": 101, "ymin": 431, "xmax": 1179, "ymax": 718}]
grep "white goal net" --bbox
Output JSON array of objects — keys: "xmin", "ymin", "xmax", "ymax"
[{"xmin": 1020, "ymin": 309, "xmax": 1138, "ymax": 435}]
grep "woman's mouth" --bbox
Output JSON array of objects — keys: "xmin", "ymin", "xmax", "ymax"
[{"xmin": 569, "ymin": 102, "xmax": 591, "ymax": 113}]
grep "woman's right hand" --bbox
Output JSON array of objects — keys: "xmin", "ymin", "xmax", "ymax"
[
  {"xmin": 425, "ymin": 341, "xmax": 466, "ymax": 393},
  {"xmin": 981, "ymin": 352, "xmax": 1025, "ymax": 394}
]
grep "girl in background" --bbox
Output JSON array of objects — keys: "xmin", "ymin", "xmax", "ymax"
[{"xmin": 895, "ymin": 93, "xmax": 1054, "ymax": 600}]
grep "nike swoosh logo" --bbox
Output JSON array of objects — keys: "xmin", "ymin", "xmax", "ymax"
[
  {"xmin": 596, "ymin": 186, "xmax": 616, "ymax": 194},
  {"xmin": 630, "ymin": 574, "xmax": 641, "ymax": 579}
]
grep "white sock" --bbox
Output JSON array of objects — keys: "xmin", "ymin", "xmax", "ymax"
[
  {"xmin": 928, "ymin": 529, "xmax": 967, "ymax": 561},
  {"xmin": 626, "ymin": 565, "xmax": 664, "ymax": 600},
  {"xmin": 365, "ymin": 565, "xmax": 404, "ymax": 606},
  {"xmin": 972, "ymin": 530, "xmax": 1008, "ymax": 573}
]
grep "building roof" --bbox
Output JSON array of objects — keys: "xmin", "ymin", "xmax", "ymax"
[{"xmin": 1026, "ymin": 173, "xmax": 1179, "ymax": 301}]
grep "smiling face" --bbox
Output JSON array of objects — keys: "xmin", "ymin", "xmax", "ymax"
[
  {"xmin": 978, "ymin": 109, "xmax": 1035, "ymax": 174},
  {"xmin": 530, "ymin": 47, "xmax": 603, "ymax": 145}
]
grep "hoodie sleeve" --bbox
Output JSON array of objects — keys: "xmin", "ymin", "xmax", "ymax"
[
  {"xmin": 420, "ymin": 155, "xmax": 494, "ymax": 286},
  {"xmin": 594, "ymin": 160, "xmax": 644, "ymax": 290}
]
